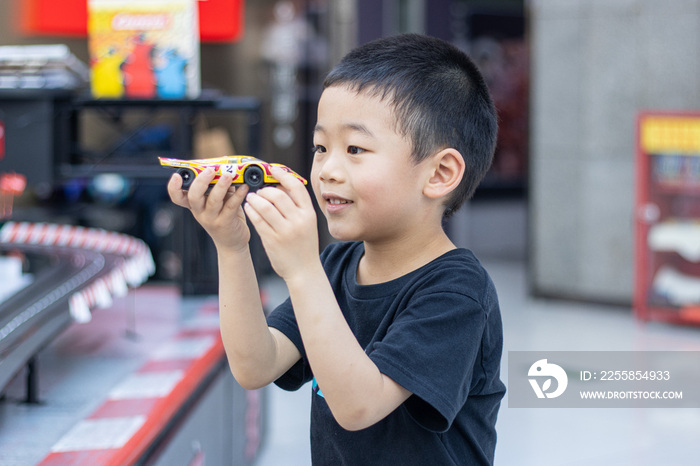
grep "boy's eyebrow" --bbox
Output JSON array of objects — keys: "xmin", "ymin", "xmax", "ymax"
[{"xmin": 314, "ymin": 123, "xmax": 376, "ymax": 138}]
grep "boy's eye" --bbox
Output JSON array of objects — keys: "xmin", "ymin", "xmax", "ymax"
[
  {"xmin": 347, "ymin": 146, "xmax": 365, "ymax": 155},
  {"xmin": 312, "ymin": 144, "xmax": 326, "ymax": 155}
]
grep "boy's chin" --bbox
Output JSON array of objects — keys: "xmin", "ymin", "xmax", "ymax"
[
  {"xmin": 328, "ymin": 231, "xmax": 356, "ymax": 242},
  {"xmin": 326, "ymin": 225, "xmax": 360, "ymax": 242}
]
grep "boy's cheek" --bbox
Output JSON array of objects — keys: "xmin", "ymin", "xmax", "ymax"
[
  {"xmin": 309, "ymin": 175, "xmax": 323, "ymax": 201},
  {"xmin": 309, "ymin": 164, "xmax": 320, "ymax": 184}
]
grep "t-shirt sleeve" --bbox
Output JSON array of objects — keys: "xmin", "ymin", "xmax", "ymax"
[
  {"xmin": 266, "ymin": 297, "xmax": 312, "ymax": 391},
  {"xmin": 368, "ymin": 290, "xmax": 489, "ymax": 433}
]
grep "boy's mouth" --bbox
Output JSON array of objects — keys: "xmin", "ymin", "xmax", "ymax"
[
  {"xmin": 323, "ymin": 192, "xmax": 351, "ymax": 201},
  {"xmin": 322, "ymin": 193, "xmax": 353, "ymax": 209}
]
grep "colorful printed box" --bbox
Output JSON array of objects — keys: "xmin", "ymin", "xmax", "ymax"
[{"xmin": 88, "ymin": 0, "xmax": 201, "ymax": 99}]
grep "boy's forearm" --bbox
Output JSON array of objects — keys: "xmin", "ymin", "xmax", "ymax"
[
  {"xmin": 217, "ymin": 246, "xmax": 291, "ymax": 389},
  {"xmin": 285, "ymin": 267, "xmax": 410, "ymax": 430}
]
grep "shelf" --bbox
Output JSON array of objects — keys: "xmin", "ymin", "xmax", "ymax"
[
  {"xmin": 651, "ymin": 153, "xmax": 700, "ymax": 193},
  {"xmin": 650, "ymin": 183, "xmax": 700, "ymax": 196},
  {"xmin": 648, "ymin": 220, "xmax": 700, "ymax": 261},
  {"xmin": 71, "ymin": 89, "xmax": 260, "ymax": 111},
  {"xmin": 59, "ymin": 162, "xmax": 170, "ymax": 179},
  {"xmin": 652, "ymin": 266, "xmax": 700, "ymax": 307},
  {"xmin": 635, "ymin": 111, "xmax": 700, "ymax": 325}
]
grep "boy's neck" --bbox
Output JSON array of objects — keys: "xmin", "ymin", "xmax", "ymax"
[{"xmin": 357, "ymin": 230, "xmax": 456, "ymax": 286}]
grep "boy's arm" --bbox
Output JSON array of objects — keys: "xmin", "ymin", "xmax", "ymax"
[
  {"xmin": 245, "ymin": 168, "xmax": 411, "ymax": 431},
  {"xmin": 286, "ymin": 267, "xmax": 412, "ymax": 431},
  {"xmin": 167, "ymin": 169, "xmax": 300, "ymax": 389},
  {"xmin": 216, "ymin": 245, "xmax": 301, "ymax": 389}
]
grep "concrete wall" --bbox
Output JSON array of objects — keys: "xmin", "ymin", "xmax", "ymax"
[{"xmin": 529, "ymin": 0, "xmax": 700, "ymax": 303}]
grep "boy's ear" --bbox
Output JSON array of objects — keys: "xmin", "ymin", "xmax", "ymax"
[{"xmin": 422, "ymin": 148, "xmax": 466, "ymax": 200}]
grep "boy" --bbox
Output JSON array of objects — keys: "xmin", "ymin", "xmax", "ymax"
[{"xmin": 168, "ymin": 33, "xmax": 505, "ymax": 465}]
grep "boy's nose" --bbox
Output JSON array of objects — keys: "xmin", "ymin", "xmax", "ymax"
[{"xmin": 317, "ymin": 152, "xmax": 344, "ymax": 183}]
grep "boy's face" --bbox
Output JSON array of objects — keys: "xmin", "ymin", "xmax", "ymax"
[{"xmin": 310, "ymin": 85, "xmax": 432, "ymax": 243}]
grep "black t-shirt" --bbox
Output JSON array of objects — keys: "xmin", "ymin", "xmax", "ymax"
[{"xmin": 267, "ymin": 241, "xmax": 505, "ymax": 465}]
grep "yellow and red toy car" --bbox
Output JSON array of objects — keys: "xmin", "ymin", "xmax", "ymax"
[{"xmin": 158, "ymin": 156, "xmax": 307, "ymax": 191}]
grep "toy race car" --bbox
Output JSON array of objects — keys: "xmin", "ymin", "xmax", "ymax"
[{"xmin": 158, "ymin": 156, "xmax": 307, "ymax": 191}]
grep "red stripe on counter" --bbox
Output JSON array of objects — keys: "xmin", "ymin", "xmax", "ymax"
[{"xmin": 39, "ymin": 302, "xmax": 225, "ymax": 466}]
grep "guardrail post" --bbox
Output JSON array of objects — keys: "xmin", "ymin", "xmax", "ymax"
[{"xmin": 25, "ymin": 357, "xmax": 40, "ymax": 404}]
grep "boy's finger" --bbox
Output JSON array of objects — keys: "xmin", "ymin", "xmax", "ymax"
[
  {"xmin": 245, "ymin": 191, "xmax": 285, "ymax": 228},
  {"xmin": 243, "ymin": 197, "xmax": 275, "ymax": 238},
  {"xmin": 188, "ymin": 168, "xmax": 215, "ymax": 211},
  {"xmin": 270, "ymin": 166, "xmax": 311, "ymax": 208},
  {"xmin": 167, "ymin": 173, "xmax": 191, "ymax": 209},
  {"xmin": 207, "ymin": 172, "xmax": 233, "ymax": 207},
  {"xmin": 254, "ymin": 186, "xmax": 296, "ymax": 219},
  {"xmin": 224, "ymin": 183, "xmax": 249, "ymax": 211}
]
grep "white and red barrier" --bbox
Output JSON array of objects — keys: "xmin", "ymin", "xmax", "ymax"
[{"xmin": 0, "ymin": 222, "xmax": 155, "ymax": 323}]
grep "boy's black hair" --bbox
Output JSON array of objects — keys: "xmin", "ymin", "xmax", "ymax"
[{"xmin": 323, "ymin": 33, "xmax": 498, "ymax": 217}]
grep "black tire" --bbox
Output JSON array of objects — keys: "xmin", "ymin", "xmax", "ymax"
[
  {"xmin": 244, "ymin": 165, "xmax": 265, "ymax": 191},
  {"xmin": 178, "ymin": 168, "xmax": 196, "ymax": 190}
]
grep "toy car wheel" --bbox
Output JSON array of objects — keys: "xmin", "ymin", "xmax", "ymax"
[
  {"xmin": 244, "ymin": 165, "xmax": 265, "ymax": 191},
  {"xmin": 178, "ymin": 168, "xmax": 196, "ymax": 189}
]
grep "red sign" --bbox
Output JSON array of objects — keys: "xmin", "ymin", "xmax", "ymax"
[{"xmin": 21, "ymin": 0, "xmax": 244, "ymax": 42}]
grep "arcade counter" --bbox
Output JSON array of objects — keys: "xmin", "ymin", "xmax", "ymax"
[{"xmin": 0, "ymin": 285, "xmax": 265, "ymax": 465}]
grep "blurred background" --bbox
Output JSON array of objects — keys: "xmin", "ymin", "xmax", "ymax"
[{"xmin": 1, "ymin": 0, "xmax": 700, "ymax": 465}]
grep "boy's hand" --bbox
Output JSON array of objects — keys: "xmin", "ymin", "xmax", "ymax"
[
  {"xmin": 167, "ymin": 167, "xmax": 250, "ymax": 252},
  {"xmin": 244, "ymin": 166, "xmax": 319, "ymax": 281}
]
